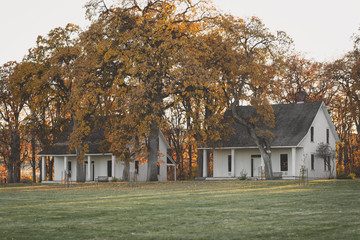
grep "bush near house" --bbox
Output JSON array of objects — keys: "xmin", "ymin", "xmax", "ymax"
[{"xmin": 337, "ymin": 173, "xmax": 356, "ymax": 179}]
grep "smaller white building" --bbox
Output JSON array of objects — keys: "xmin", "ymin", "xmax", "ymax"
[
  {"xmin": 199, "ymin": 101, "xmax": 339, "ymax": 179},
  {"xmin": 38, "ymin": 131, "xmax": 176, "ymax": 182}
]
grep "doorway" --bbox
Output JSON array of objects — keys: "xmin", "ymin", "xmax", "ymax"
[{"xmin": 251, "ymin": 155, "xmax": 261, "ymax": 178}]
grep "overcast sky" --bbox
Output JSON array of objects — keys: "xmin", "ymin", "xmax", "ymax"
[{"xmin": 1, "ymin": 0, "xmax": 360, "ymax": 65}]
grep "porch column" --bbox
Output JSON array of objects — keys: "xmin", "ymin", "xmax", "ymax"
[
  {"xmin": 231, "ymin": 149, "xmax": 235, "ymax": 177},
  {"xmin": 112, "ymin": 155, "xmax": 116, "ymax": 178},
  {"xmin": 87, "ymin": 155, "xmax": 91, "ymax": 181},
  {"xmin": 41, "ymin": 156, "xmax": 46, "ymax": 182},
  {"xmin": 64, "ymin": 156, "xmax": 68, "ymax": 180},
  {"xmin": 292, "ymin": 147, "xmax": 296, "ymax": 177},
  {"xmin": 203, "ymin": 149, "xmax": 208, "ymax": 178}
]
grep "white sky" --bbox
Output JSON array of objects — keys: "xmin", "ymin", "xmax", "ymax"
[{"xmin": 1, "ymin": 0, "xmax": 360, "ymax": 65}]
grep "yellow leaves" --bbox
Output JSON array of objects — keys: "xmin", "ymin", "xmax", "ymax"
[{"xmin": 66, "ymin": 23, "xmax": 79, "ymax": 31}]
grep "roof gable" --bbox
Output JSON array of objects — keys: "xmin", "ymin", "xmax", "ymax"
[{"xmin": 218, "ymin": 101, "xmax": 323, "ymax": 148}]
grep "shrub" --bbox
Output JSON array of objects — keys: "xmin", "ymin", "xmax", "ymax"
[
  {"xmin": 20, "ymin": 179, "xmax": 32, "ymax": 184},
  {"xmin": 238, "ymin": 169, "xmax": 247, "ymax": 180},
  {"xmin": 337, "ymin": 173, "xmax": 356, "ymax": 179},
  {"xmin": 348, "ymin": 173, "xmax": 356, "ymax": 180},
  {"xmin": 20, "ymin": 175, "xmax": 33, "ymax": 183},
  {"xmin": 110, "ymin": 177, "xmax": 119, "ymax": 182}
]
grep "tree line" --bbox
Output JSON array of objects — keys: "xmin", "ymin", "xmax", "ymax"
[{"xmin": 0, "ymin": 0, "xmax": 359, "ymax": 183}]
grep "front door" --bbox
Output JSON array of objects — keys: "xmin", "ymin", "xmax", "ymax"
[{"xmin": 251, "ymin": 156, "xmax": 261, "ymax": 178}]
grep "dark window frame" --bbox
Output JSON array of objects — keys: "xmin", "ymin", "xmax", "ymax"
[
  {"xmin": 228, "ymin": 155, "xmax": 232, "ymax": 172},
  {"xmin": 326, "ymin": 129, "xmax": 330, "ymax": 144},
  {"xmin": 311, "ymin": 154, "xmax": 315, "ymax": 170},
  {"xmin": 67, "ymin": 161, "xmax": 72, "ymax": 178},
  {"xmin": 280, "ymin": 154, "xmax": 288, "ymax": 171},
  {"xmin": 310, "ymin": 126, "xmax": 314, "ymax": 142},
  {"xmin": 135, "ymin": 160, "xmax": 139, "ymax": 174},
  {"xmin": 107, "ymin": 160, "xmax": 112, "ymax": 177}
]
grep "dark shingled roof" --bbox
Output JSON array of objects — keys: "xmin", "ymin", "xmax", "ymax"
[
  {"xmin": 220, "ymin": 101, "xmax": 323, "ymax": 148},
  {"xmin": 38, "ymin": 126, "xmax": 108, "ymax": 155}
]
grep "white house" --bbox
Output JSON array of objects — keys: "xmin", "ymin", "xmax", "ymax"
[
  {"xmin": 38, "ymin": 130, "xmax": 176, "ymax": 182},
  {"xmin": 199, "ymin": 101, "xmax": 339, "ymax": 179}
]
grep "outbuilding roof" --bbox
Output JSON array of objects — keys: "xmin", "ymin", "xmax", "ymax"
[
  {"xmin": 215, "ymin": 101, "xmax": 324, "ymax": 148},
  {"xmin": 38, "ymin": 127, "xmax": 107, "ymax": 156},
  {"xmin": 38, "ymin": 125, "xmax": 171, "ymax": 156}
]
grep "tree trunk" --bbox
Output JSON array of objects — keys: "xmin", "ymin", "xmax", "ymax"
[
  {"xmin": 14, "ymin": 163, "xmax": 21, "ymax": 182},
  {"xmin": 188, "ymin": 144, "xmax": 192, "ymax": 179},
  {"xmin": 147, "ymin": 119, "xmax": 159, "ymax": 181},
  {"xmin": 122, "ymin": 162, "xmax": 130, "ymax": 182},
  {"xmin": 32, "ymin": 165, "xmax": 37, "ymax": 183},
  {"xmin": 31, "ymin": 137, "xmax": 37, "ymax": 183},
  {"xmin": 197, "ymin": 149, "xmax": 203, "ymax": 178},
  {"xmin": 258, "ymin": 146, "xmax": 273, "ymax": 179},
  {"xmin": 10, "ymin": 128, "xmax": 21, "ymax": 183},
  {"xmin": 231, "ymin": 104, "xmax": 274, "ymax": 180},
  {"xmin": 7, "ymin": 160, "xmax": 14, "ymax": 183},
  {"xmin": 76, "ymin": 161, "xmax": 85, "ymax": 182},
  {"xmin": 38, "ymin": 159, "xmax": 42, "ymax": 182}
]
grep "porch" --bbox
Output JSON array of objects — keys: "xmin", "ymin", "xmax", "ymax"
[{"xmin": 200, "ymin": 147, "xmax": 299, "ymax": 179}]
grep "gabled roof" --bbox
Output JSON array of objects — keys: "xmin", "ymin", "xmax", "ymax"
[
  {"xmin": 38, "ymin": 126, "xmax": 108, "ymax": 156},
  {"xmin": 38, "ymin": 125, "xmax": 170, "ymax": 156},
  {"xmin": 212, "ymin": 101, "xmax": 324, "ymax": 148}
]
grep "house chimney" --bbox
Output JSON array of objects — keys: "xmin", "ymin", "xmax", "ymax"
[{"xmin": 295, "ymin": 90, "xmax": 307, "ymax": 103}]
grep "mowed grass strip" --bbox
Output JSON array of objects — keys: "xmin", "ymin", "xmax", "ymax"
[
  {"xmin": 0, "ymin": 180, "xmax": 359, "ymax": 240},
  {"xmin": 0, "ymin": 183, "xmax": 306, "ymax": 210}
]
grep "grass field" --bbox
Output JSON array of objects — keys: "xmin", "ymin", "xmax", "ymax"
[{"xmin": 0, "ymin": 180, "xmax": 359, "ymax": 240}]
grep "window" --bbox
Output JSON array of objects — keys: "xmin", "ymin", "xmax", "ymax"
[
  {"xmin": 135, "ymin": 160, "xmax": 139, "ymax": 174},
  {"xmin": 107, "ymin": 160, "xmax": 112, "ymax": 177},
  {"xmin": 228, "ymin": 155, "xmax": 232, "ymax": 172},
  {"xmin": 280, "ymin": 154, "xmax": 288, "ymax": 171},
  {"xmin": 311, "ymin": 154, "xmax": 315, "ymax": 170},
  {"xmin": 157, "ymin": 164, "xmax": 160, "ymax": 175},
  {"xmin": 67, "ymin": 161, "xmax": 72, "ymax": 178},
  {"xmin": 327, "ymin": 156, "xmax": 331, "ymax": 171},
  {"xmin": 310, "ymin": 126, "xmax": 314, "ymax": 142},
  {"xmin": 324, "ymin": 159, "xmax": 327, "ymax": 171},
  {"xmin": 326, "ymin": 129, "xmax": 329, "ymax": 144}
]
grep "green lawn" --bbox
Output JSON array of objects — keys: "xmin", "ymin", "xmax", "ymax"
[{"xmin": 0, "ymin": 180, "xmax": 359, "ymax": 240}]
